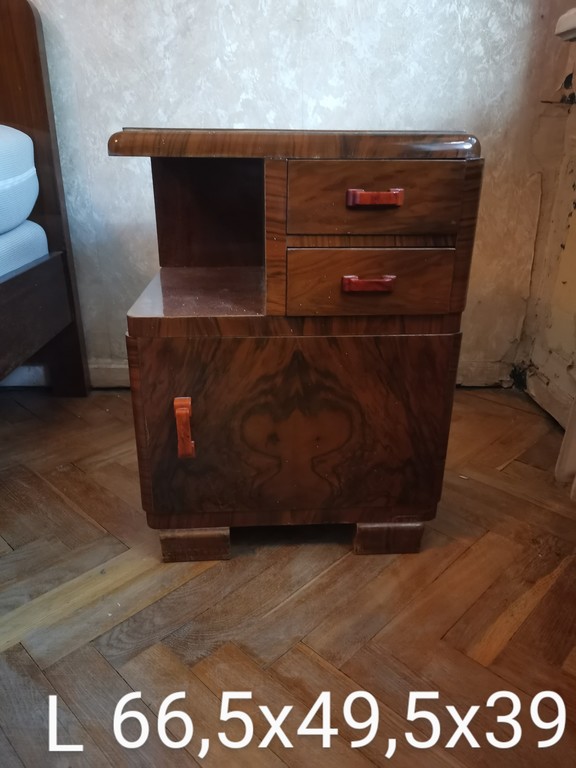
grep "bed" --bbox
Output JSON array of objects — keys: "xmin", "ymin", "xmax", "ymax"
[{"xmin": 0, "ymin": 0, "xmax": 88, "ymax": 395}]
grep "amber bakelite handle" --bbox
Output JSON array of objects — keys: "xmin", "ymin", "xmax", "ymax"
[
  {"xmin": 341, "ymin": 274, "xmax": 397, "ymax": 293},
  {"xmin": 174, "ymin": 397, "xmax": 196, "ymax": 459},
  {"xmin": 346, "ymin": 188, "xmax": 405, "ymax": 207}
]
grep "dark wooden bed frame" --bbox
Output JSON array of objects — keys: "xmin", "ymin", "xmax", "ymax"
[{"xmin": 0, "ymin": 0, "xmax": 88, "ymax": 394}]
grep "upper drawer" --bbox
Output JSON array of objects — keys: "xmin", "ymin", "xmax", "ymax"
[{"xmin": 287, "ymin": 160, "xmax": 465, "ymax": 235}]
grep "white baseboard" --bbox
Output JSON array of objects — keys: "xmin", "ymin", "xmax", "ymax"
[
  {"xmin": 456, "ymin": 359, "xmax": 512, "ymax": 387},
  {"xmin": 88, "ymin": 360, "xmax": 130, "ymax": 388}
]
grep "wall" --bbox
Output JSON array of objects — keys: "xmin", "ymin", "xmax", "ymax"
[
  {"xmin": 27, "ymin": 0, "xmax": 575, "ymax": 385},
  {"xmin": 520, "ymin": 105, "xmax": 576, "ymax": 427}
]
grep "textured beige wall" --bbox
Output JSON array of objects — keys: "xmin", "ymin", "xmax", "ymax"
[
  {"xmin": 521, "ymin": 105, "xmax": 576, "ymax": 426},
  {"xmin": 29, "ymin": 0, "xmax": 574, "ymax": 385}
]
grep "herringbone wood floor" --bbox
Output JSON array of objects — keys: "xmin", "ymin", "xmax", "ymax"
[{"xmin": 0, "ymin": 387, "xmax": 575, "ymax": 766}]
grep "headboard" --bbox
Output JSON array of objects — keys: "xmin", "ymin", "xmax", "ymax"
[{"xmin": 0, "ymin": 0, "xmax": 88, "ymax": 393}]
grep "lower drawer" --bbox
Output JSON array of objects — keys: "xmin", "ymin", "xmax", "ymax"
[{"xmin": 286, "ymin": 248, "xmax": 454, "ymax": 315}]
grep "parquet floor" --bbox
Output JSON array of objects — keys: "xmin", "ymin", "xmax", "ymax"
[{"xmin": 0, "ymin": 387, "xmax": 575, "ymax": 766}]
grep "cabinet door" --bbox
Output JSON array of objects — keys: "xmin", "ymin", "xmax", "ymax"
[{"xmin": 132, "ymin": 334, "xmax": 459, "ymax": 525}]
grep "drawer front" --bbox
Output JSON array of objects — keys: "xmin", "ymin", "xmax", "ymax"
[
  {"xmin": 287, "ymin": 160, "xmax": 465, "ymax": 235},
  {"xmin": 286, "ymin": 248, "xmax": 454, "ymax": 316}
]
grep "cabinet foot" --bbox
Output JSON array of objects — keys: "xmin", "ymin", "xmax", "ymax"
[
  {"xmin": 159, "ymin": 527, "xmax": 231, "ymax": 561},
  {"xmin": 353, "ymin": 522, "xmax": 424, "ymax": 555}
]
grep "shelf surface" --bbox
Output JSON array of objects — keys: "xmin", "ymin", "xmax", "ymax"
[{"xmin": 128, "ymin": 267, "xmax": 265, "ymax": 320}]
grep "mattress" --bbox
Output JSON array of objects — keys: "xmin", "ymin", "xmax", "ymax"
[
  {"xmin": 0, "ymin": 125, "xmax": 39, "ymax": 234},
  {"xmin": 0, "ymin": 219, "xmax": 48, "ymax": 278}
]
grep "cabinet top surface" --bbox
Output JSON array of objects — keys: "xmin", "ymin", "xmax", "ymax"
[{"xmin": 108, "ymin": 128, "xmax": 481, "ymax": 160}]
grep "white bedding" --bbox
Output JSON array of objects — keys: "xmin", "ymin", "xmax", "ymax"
[
  {"xmin": 0, "ymin": 125, "xmax": 39, "ymax": 234},
  {"xmin": 0, "ymin": 219, "xmax": 48, "ymax": 278}
]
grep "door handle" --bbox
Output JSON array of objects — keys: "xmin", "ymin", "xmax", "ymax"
[
  {"xmin": 341, "ymin": 274, "xmax": 397, "ymax": 292},
  {"xmin": 346, "ymin": 188, "xmax": 405, "ymax": 207},
  {"xmin": 174, "ymin": 397, "xmax": 196, "ymax": 458}
]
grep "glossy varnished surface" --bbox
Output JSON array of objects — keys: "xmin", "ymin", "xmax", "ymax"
[
  {"xmin": 109, "ymin": 128, "xmax": 481, "ymax": 159},
  {"xmin": 128, "ymin": 267, "xmax": 265, "ymax": 320},
  {"xmin": 133, "ymin": 334, "xmax": 460, "ymax": 527},
  {"xmin": 286, "ymin": 248, "xmax": 455, "ymax": 316},
  {"xmin": 287, "ymin": 160, "xmax": 466, "ymax": 235},
  {"xmin": 126, "ymin": 266, "xmax": 462, "ymax": 337},
  {"xmin": 151, "ymin": 157, "xmax": 265, "ymax": 268}
]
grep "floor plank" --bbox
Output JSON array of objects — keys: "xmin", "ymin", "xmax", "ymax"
[
  {"xmin": 192, "ymin": 642, "xmax": 376, "ymax": 767},
  {"xmin": 0, "ymin": 645, "xmax": 111, "ymax": 767},
  {"xmin": 0, "ymin": 465, "xmax": 105, "ymax": 549},
  {"xmin": 271, "ymin": 643, "xmax": 465, "ymax": 768},
  {"xmin": 0, "ymin": 535, "xmax": 126, "ymax": 614},
  {"xmin": 303, "ymin": 528, "xmax": 470, "ymax": 668},
  {"xmin": 45, "ymin": 645, "xmax": 198, "ymax": 766},
  {"xmin": 368, "ymin": 532, "xmax": 521, "ymax": 671},
  {"xmin": 120, "ymin": 643, "xmax": 288, "ymax": 767},
  {"xmin": 0, "ymin": 387, "xmax": 573, "ymax": 767},
  {"xmin": 165, "ymin": 537, "xmax": 352, "ymax": 666}
]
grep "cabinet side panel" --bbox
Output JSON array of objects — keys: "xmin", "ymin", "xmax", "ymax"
[
  {"xmin": 265, "ymin": 160, "xmax": 288, "ymax": 315},
  {"xmin": 126, "ymin": 335, "xmax": 154, "ymax": 513},
  {"xmin": 450, "ymin": 158, "xmax": 483, "ymax": 311}
]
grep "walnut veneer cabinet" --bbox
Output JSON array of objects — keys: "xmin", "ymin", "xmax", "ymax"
[{"xmin": 109, "ymin": 129, "xmax": 483, "ymax": 561}]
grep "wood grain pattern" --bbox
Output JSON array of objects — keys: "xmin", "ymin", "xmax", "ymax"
[
  {"xmin": 270, "ymin": 643, "xmax": 462, "ymax": 768},
  {"xmin": 126, "ymin": 334, "xmax": 154, "ymax": 515},
  {"xmin": 353, "ymin": 521, "xmax": 424, "ymax": 554},
  {"xmin": 287, "ymin": 160, "xmax": 466, "ymax": 235},
  {"xmin": 22, "ymin": 553, "xmax": 212, "ymax": 670},
  {"xmin": 135, "ymin": 334, "xmax": 460, "ymax": 526},
  {"xmin": 151, "ymin": 157, "xmax": 265, "ymax": 268},
  {"xmin": 0, "ymin": 546, "xmax": 161, "ymax": 654},
  {"xmin": 0, "ymin": 464, "xmax": 105, "ymax": 549},
  {"xmin": 193, "ymin": 643, "xmax": 375, "ymax": 767},
  {"xmin": 0, "ymin": 645, "xmax": 109, "ymax": 766},
  {"xmin": 0, "ymin": 535, "xmax": 126, "ymax": 615},
  {"xmin": 45, "ymin": 645, "xmax": 198, "ymax": 766},
  {"xmin": 450, "ymin": 158, "xmax": 484, "ymax": 311},
  {"xmin": 119, "ymin": 644, "xmax": 288, "ymax": 767},
  {"xmin": 127, "ymin": 270, "xmax": 461, "ymax": 337},
  {"xmin": 304, "ymin": 527, "xmax": 469, "ymax": 667},
  {"xmin": 0, "ymin": 255, "xmax": 71, "ymax": 380},
  {"xmin": 109, "ymin": 128, "xmax": 481, "ymax": 159},
  {"xmin": 364, "ymin": 531, "xmax": 521, "ymax": 670},
  {"xmin": 264, "ymin": 160, "xmax": 288, "ymax": 315},
  {"xmin": 286, "ymin": 248, "xmax": 454, "ymax": 315},
  {"xmin": 163, "ymin": 535, "xmax": 351, "ymax": 665},
  {"xmin": 114, "ymin": 130, "xmax": 482, "ymax": 556},
  {"xmin": 159, "ymin": 527, "xmax": 231, "ymax": 562},
  {"xmin": 93, "ymin": 534, "xmax": 300, "ymax": 667}
]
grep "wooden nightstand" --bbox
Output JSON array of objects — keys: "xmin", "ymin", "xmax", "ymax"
[{"xmin": 109, "ymin": 129, "xmax": 483, "ymax": 561}]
